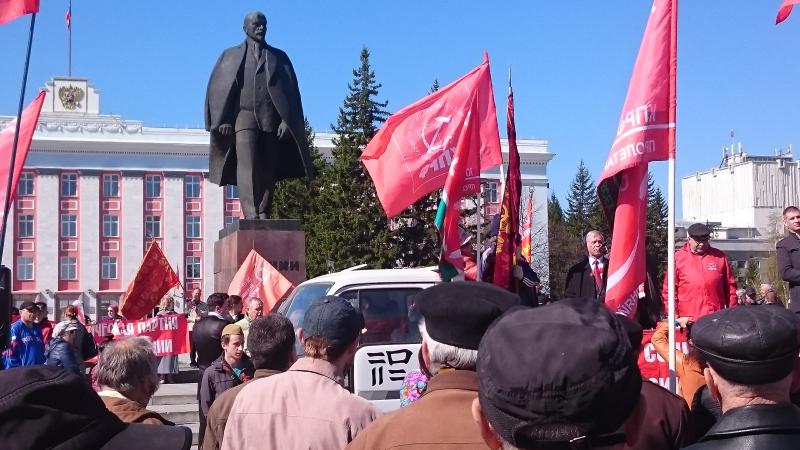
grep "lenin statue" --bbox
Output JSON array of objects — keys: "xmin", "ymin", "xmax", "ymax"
[{"xmin": 205, "ymin": 11, "xmax": 313, "ymax": 219}]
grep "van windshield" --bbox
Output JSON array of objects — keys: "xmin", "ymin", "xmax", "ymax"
[{"xmin": 280, "ymin": 282, "xmax": 334, "ymax": 332}]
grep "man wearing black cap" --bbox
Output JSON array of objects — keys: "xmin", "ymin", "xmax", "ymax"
[
  {"xmin": 777, "ymin": 205, "xmax": 800, "ymax": 312},
  {"xmin": 662, "ymin": 223, "xmax": 737, "ymax": 320},
  {"xmin": 3, "ymin": 301, "xmax": 45, "ymax": 369},
  {"xmin": 0, "ymin": 365, "xmax": 192, "ymax": 449},
  {"xmin": 223, "ymin": 296, "xmax": 381, "ymax": 449},
  {"xmin": 472, "ymin": 298, "xmax": 693, "ymax": 450},
  {"xmin": 347, "ymin": 282, "xmax": 520, "ymax": 450},
  {"xmin": 686, "ymin": 306, "xmax": 800, "ymax": 448}
]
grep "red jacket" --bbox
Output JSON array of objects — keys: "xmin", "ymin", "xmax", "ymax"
[{"xmin": 662, "ymin": 242, "xmax": 737, "ymax": 319}]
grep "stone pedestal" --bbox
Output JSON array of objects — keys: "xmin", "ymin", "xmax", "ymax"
[{"xmin": 213, "ymin": 219, "xmax": 306, "ymax": 293}]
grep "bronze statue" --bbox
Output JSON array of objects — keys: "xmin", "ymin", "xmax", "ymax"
[{"xmin": 205, "ymin": 11, "xmax": 313, "ymax": 219}]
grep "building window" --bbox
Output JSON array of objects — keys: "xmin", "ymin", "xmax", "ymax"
[
  {"xmin": 485, "ymin": 182, "xmax": 498, "ymax": 203},
  {"xmin": 145, "ymin": 175, "xmax": 161, "ymax": 198},
  {"xmin": 60, "ymin": 256, "xmax": 77, "ymax": 280},
  {"xmin": 186, "ymin": 216, "xmax": 201, "ymax": 238},
  {"xmin": 145, "ymin": 216, "xmax": 161, "ymax": 238},
  {"xmin": 61, "ymin": 173, "xmax": 78, "ymax": 197},
  {"xmin": 18, "ymin": 173, "xmax": 34, "ymax": 196},
  {"xmin": 185, "ymin": 175, "xmax": 201, "ymax": 198},
  {"xmin": 17, "ymin": 215, "xmax": 34, "ymax": 237},
  {"xmin": 186, "ymin": 256, "xmax": 201, "ymax": 279},
  {"xmin": 224, "ymin": 185, "xmax": 239, "ymax": 199},
  {"xmin": 16, "ymin": 256, "xmax": 34, "ymax": 280},
  {"xmin": 103, "ymin": 215, "xmax": 119, "ymax": 237},
  {"xmin": 103, "ymin": 174, "xmax": 120, "ymax": 197},
  {"xmin": 60, "ymin": 214, "xmax": 78, "ymax": 238},
  {"xmin": 101, "ymin": 256, "xmax": 118, "ymax": 279},
  {"xmin": 224, "ymin": 216, "xmax": 239, "ymax": 227}
]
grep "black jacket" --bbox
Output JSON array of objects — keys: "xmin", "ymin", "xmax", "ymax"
[
  {"xmin": 44, "ymin": 338, "xmax": 80, "ymax": 376},
  {"xmin": 191, "ymin": 314, "xmax": 231, "ymax": 372},
  {"xmin": 686, "ymin": 403, "xmax": 800, "ymax": 449},
  {"xmin": 776, "ymin": 233, "xmax": 800, "ymax": 312},
  {"xmin": 564, "ymin": 257, "xmax": 608, "ymax": 302}
]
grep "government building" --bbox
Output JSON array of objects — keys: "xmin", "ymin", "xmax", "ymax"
[{"xmin": 0, "ymin": 77, "xmax": 553, "ymax": 320}]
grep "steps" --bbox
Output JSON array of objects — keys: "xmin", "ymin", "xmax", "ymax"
[{"xmin": 149, "ymin": 382, "xmax": 200, "ymax": 447}]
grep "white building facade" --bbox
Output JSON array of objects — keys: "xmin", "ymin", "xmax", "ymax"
[{"xmin": 1, "ymin": 77, "xmax": 553, "ymax": 320}]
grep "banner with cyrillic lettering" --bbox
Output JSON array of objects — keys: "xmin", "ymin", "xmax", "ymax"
[
  {"xmin": 87, "ymin": 314, "xmax": 189, "ymax": 356},
  {"xmin": 638, "ymin": 329, "xmax": 688, "ymax": 390}
]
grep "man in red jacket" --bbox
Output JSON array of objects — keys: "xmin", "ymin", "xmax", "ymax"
[{"xmin": 662, "ymin": 223, "xmax": 737, "ymax": 320}]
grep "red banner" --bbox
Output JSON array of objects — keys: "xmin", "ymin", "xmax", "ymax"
[
  {"xmin": 493, "ymin": 82, "xmax": 521, "ymax": 289},
  {"xmin": 87, "ymin": 315, "xmax": 190, "ymax": 357},
  {"xmin": 120, "ymin": 241, "xmax": 179, "ymax": 319},
  {"xmin": 361, "ymin": 53, "xmax": 502, "ymax": 218},
  {"xmin": 777, "ymin": 0, "xmax": 800, "ymax": 24},
  {"xmin": 520, "ymin": 193, "xmax": 533, "ymax": 262},
  {"xmin": 638, "ymin": 328, "xmax": 688, "ymax": 390},
  {"xmin": 599, "ymin": 0, "xmax": 677, "ymax": 318},
  {"xmin": 0, "ymin": 0, "xmax": 39, "ymax": 25},
  {"xmin": 227, "ymin": 249, "xmax": 294, "ymax": 312}
]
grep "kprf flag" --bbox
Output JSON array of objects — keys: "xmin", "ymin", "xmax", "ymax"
[
  {"xmin": 520, "ymin": 193, "xmax": 533, "ymax": 262},
  {"xmin": 0, "ymin": 0, "xmax": 38, "ymax": 25},
  {"xmin": 598, "ymin": 0, "xmax": 677, "ymax": 318},
  {"xmin": 777, "ymin": 0, "xmax": 800, "ymax": 24},
  {"xmin": 66, "ymin": 0, "xmax": 71, "ymax": 30},
  {"xmin": 0, "ymin": 91, "xmax": 44, "ymax": 236},
  {"xmin": 492, "ymin": 81, "xmax": 522, "ymax": 290},
  {"xmin": 120, "ymin": 241, "xmax": 180, "ymax": 319},
  {"xmin": 228, "ymin": 249, "xmax": 294, "ymax": 312},
  {"xmin": 362, "ymin": 54, "xmax": 502, "ymax": 218}
]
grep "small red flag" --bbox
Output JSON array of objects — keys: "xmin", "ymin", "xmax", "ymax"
[
  {"xmin": 0, "ymin": 0, "xmax": 39, "ymax": 25},
  {"xmin": 598, "ymin": 0, "xmax": 677, "ymax": 318},
  {"xmin": 777, "ymin": 0, "xmax": 800, "ymax": 24},
  {"xmin": 0, "ymin": 91, "xmax": 45, "ymax": 235},
  {"xmin": 120, "ymin": 242, "xmax": 179, "ymax": 319},
  {"xmin": 227, "ymin": 249, "xmax": 294, "ymax": 312},
  {"xmin": 362, "ymin": 55, "xmax": 502, "ymax": 218},
  {"xmin": 520, "ymin": 193, "xmax": 533, "ymax": 262},
  {"xmin": 66, "ymin": 6, "xmax": 71, "ymax": 30},
  {"xmin": 492, "ymin": 81, "xmax": 522, "ymax": 289}
]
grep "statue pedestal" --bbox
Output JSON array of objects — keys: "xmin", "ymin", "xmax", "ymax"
[{"xmin": 213, "ymin": 219, "xmax": 306, "ymax": 293}]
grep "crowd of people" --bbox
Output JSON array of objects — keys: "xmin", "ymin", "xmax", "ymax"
[{"xmin": 2, "ymin": 206, "xmax": 800, "ymax": 449}]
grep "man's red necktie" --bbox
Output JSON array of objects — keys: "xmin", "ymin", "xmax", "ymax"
[{"xmin": 593, "ymin": 260, "xmax": 604, "ymax": 292}]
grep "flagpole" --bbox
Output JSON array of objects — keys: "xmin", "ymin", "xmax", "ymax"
[
  {"xmin": 667, "ymin": 0, "xmax": 679, "ymax": 395},
  {"xmin": 0, "ymin": 13, "xmax": 37, "ymax": 266},
  {"xmin": 476, "ymin": 185, "xmax": 484, "ymax": 280},
  {"xmin": 68, "ymin": 0, "xmax": 72, "ymax": 77}
]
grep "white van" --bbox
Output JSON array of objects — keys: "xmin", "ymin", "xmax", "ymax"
[{"xmin": 277, "ymin": 265, "xmax": 440, "ymax": 412}]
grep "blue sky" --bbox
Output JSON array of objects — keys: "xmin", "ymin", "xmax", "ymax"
[{"xmin": 1, "ymin": 1, "xmax": 798, "ymax": 216}]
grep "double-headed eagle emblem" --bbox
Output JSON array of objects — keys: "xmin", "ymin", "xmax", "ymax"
[{"xmin": 58, "ymin": 85, "xmax": 84, "ymax": 110}]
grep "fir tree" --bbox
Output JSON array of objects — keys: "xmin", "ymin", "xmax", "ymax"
[
  {"xmin": 306, "ymin": 47, "xmax": 391, "ymax": 276},
  {"xmin": 547, "ymin": 193, "xmax": 580, "ymax": 298},
  {"xmin": 565, "ymin": 161, "xmax": 601, "ymax": 246},
  {"xmin": 645, "ymin": 173, "xmax": 669, "ymax": 287}
]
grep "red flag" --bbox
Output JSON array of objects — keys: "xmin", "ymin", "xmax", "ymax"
[
  {"xmin": 1, "ymin": 91, "xmax": 44, "ymax": 235},
  {"xmin": 598, "ymin": 0, "xmax": 677, "ymax": 318},
  {"xmin": 66, "ymin": 1, "xmax": 71, "ymax": 30},
  {"xmin": 777, "ymin": 0, "xmax": 800, "ymax": 24},
  {"xmin": 492, "ymin": 81, "xmax": 522, "ymax": 289},
  {"xmin": 362, "ymin": 55, "xmax": 502, "ymax": 218},
  {"xmin": 0, "ymin": 0, "xmax": 39, "ymax": 25},
  {"xmin": 120, "ymin": 242, "xmax": 180, "ymax": 319},
  {"xmin": 520, "ymin": 192, "xmax": 533, "ymax": 262},
  {"xmin": 227, "ymin": 249, "xmax": 294, "ymax": 312}
]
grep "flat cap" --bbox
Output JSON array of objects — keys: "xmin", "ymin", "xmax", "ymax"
[
  {"xmin": 477, "ymin": 298, "xmax": 641, "ymax": 446},
  {"xmin": 687, "ymin": 223, "xmax": 711, "ymax": 238},
  {"xmin": 416, "ymin": 281, "xmax": 520, "ymax": 350},
  {"xmin": 692, "ymin": 305, "xmax": 799, "ymax": 384},
  {"xmin": 303, "ymin": 296, "xmax": 365, "ymax": 352}
]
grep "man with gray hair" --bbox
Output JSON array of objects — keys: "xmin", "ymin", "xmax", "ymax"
[
  {"xmin": 96, "ymin": 337, "xmax": 174, "ymax": 425},
  {"xmin": 347, "ymin": 282, "xmax": 520, "ymax": 450},
  {"xmin": 564, "ymin": 230, "xmax": 608, "ymax": 301},
  {"xmin": 235, "ymin": 298, "xmax": 264, "ymax": 355}
]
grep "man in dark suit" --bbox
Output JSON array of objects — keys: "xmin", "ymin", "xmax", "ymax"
[
  {"xmin": 205, "ymin": 11, "xmax": 313, "ymax": 219},
  {"xmin": 564, "ymin": 230, "xmax": 608, "ymax": 302}
]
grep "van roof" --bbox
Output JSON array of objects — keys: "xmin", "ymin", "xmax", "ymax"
[{"xmin": 300, "ymin": 267, "xmax": 441, "ymax": 289}]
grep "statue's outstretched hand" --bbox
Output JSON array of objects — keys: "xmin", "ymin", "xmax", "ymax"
[
  {"xmin": 277, "ymin": 121, "xmax": 291, "ymax": 141},
  {"xmin": 217, "ymin": 124, "xmax": 233, "ymax": 136}
]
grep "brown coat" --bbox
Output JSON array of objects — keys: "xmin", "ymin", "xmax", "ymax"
[
  {"xmin": 202, "ymin": 368, "xmax": 282, "ymax": 450},
  {"xmin": 651, "ymin": 322, "xmax": 706, "ymax": 408},
  {"xmin": 99, "ymin": 391, "xmax": 174, "ymax": 426},
  {"xmin": 346, "ymin": 369, "xmax": 485, "ymax": 450},
  {"xmin": 620, "ymin": 381, "xmax": 693, "ymax": 449}
]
